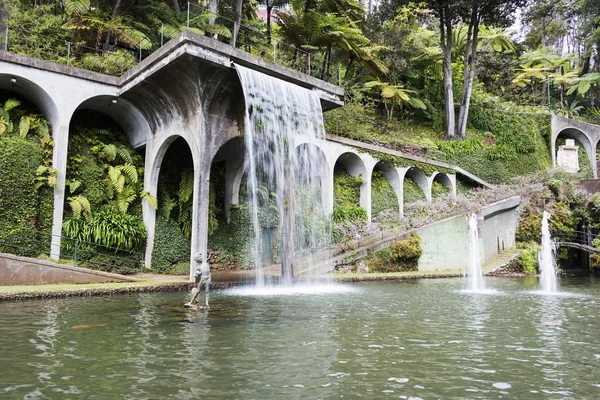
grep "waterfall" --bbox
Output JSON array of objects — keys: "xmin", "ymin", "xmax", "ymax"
[
  {"xmin": 235, "ymin": 64, "xmax": 329, "ymax": 287},
  {"xmin": 467, "ymin": 214, "xmax": 485, "ymax": 292},
  {"xmin": 538, "ymin": 211, "xmax": 559, "ymax": 292}
]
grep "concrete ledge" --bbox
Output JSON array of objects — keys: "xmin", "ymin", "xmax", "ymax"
[
  {"xmin": 0, "ymin": 51, "xmax": 121, "ymax": 86},
  {"xmin": 481, "ymin": 196, "xmax": 521, "ymax": 218},
  {"xmin": 0, "ymin": 253, "xmax": 138, "ymax": 285},
  {"xmin": 0, "ymin": 281, "xmax": 239, "ymax": 302}
]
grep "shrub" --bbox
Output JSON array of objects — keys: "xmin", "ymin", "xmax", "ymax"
[
  {"xmin": 369, "ymin": 234, "xmax": 422, "ymax": 272},
  {"xmin": 80, "ymin": 49, "xmax": 137, "ymax": 76},
  {"xmin": 152, "ymin": 215, "xmax": 191, "ymax": 274},
  {"xmin": 517, "ymin": 244, "xmax": 539, "ymax": 275}
]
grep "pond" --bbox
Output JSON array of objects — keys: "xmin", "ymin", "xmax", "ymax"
[{"xmin": 1, "ymin": 277, "xmax": 600, "ymax": 399}]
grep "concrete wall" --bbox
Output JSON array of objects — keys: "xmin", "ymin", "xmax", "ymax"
[
  {"xmin": 0, "ymin": 253, "xmax": 137, "ymax": 285},
  {"xmin": 418, "ymin": 196, "xmax": 520, "ymax": 272},
  {"xmin": 418, "ymin": 214, "xmax": 468, "ymax": 272}
]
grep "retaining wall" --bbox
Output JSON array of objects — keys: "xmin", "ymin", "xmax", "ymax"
[{"xmin": 0, "ymin": 253, "xmax": 137, "ymax": 285}]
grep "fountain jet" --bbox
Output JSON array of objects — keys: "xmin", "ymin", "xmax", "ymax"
[
  {"xmin": 538, "ymin": 211, "xmax": 559, "ymax": 293},
  {"xmin": 467, "ymin": 214, "xmax": 486, "ymax": 292}
]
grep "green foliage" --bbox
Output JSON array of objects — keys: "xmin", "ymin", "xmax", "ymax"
[
  {"xmin": 368, "ymin": 234, "xmax": 422, "ymax": 272},
  {"xmin": 403, "ymin": 177, "xmax": 426, "ymax": 204},
  {"xmin": 517, "ymin": 243, "xmax": 539, "ymax": 275},
  {"xmin": 0, "ymin": 95, "xmax": 54, "ymax": 256},
  {"xmin": 371, "ymin": 171, "xmax": 399, "ymax": 217},
  {"xmin": 431, "ymin": 181, "xmax": 450, "ymax": 198},
  {"xmin": 151, "ymin": 215, "xmax": 191, "ymax": 274},
  {"xmin": 516, "ymin": 210, "xmax": 542, "ymax": 244},
  {"xmin": 62, "ymin": 208, "xmax": 146, "ymax": 251},
  {"xmin": 208, "ymin": 205, "xmax": 254, "ymax": 268},
  {"xmin": 437, "ymin": 109, "xmax": 551, "ymax": 183},
  {"xmin": 333, "ymin": 167, "xmax": 366, "ymax": 223}
]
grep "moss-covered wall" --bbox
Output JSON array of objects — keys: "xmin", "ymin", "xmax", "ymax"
[{"xmin": 371, "ymin": 171, "xmax": 399, "ymax": 217}]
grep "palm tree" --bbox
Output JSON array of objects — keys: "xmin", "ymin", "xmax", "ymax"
[
  {"xmin": 364, "ymin": 80, "xmax": 426, "ymax": 121},
  {"xmin": 567, "ymin": 73, "xmax": 600, "ymax": 107}
]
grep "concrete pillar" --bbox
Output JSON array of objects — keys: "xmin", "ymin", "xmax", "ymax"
[
  {"xmin": 49, "ymin": 116, "xmax": 72, "ymax": 260},
  {"xmin": 189, "ymin": 157, "xmax": 211, "ymax": 280},
  {"xmin": 448, "ymin": 174, "xmax": 457, "ymax": 197},
  {"xmin": 320, "ymin": 171, "xmax": 333, "ymax": 216},
  {"xmin": 142, "ymin": 139, "xmax": 159, "ymax": 269},
  {"xmin": 361, "ymin": 173, "xmax": 372, "ymax": 221},
  {"xmin": 396, "ymin": 167, "xmax": 409, "ymax": 217}
]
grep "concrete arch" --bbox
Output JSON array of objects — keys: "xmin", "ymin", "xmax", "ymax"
[
  {"xmin": 0, "ymin": 74, "xmax": 60, "ymax": 125},
  {"xmin": 70, "ymin": 96, "xmax": 151, "ymax": 149},
  {"xmin": 333, "ymin": 151, "xmax": 370, "ymax": 219},
  {"xmin": 371, "ymin": 160, "xmax": 402, "ymax": 218},
  {"xmin": 551, "ymin": 115, "xmax": 600, "ymax": 178},
  {"xmin": 428, "ymin": 171, "xmax": 456, "ymax": 198},
  {"xmin": 211, "ymin": 137, "xmax": 245, "ymax": 222},
  {"xmin": 295, "ymin": 142, "xmax": 331, "ymax": 213},
  {"xmin": 553, "ymin": 129, "xmax": 594, "ymax": 177},
  {"xmin": 401, "ymin": 166, "xmax": 431, "ymax": 203},
  {"xmin": 143, "ymin": 134, "xmax": 198, "ymax": 269}
]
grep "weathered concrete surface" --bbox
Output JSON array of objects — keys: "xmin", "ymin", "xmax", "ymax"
[
  {"xmin": 419, "ymin": 196, "xmax": 520, "ymax": 272},
  {"xmin": 552, "ymin": 114, "xmax": 600, "ymax": 178},
  {"xmin": 0, "ymin": 253, "xmax": 137, "ymax": 285},
  {"xmin": 418, "ymin": 214, "xmax": 469, "ymax": 272}
]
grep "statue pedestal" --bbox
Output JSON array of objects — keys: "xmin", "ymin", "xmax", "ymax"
[{"xmin": 557, "ymin": 139, "xmax": 580, "ymax": 173}]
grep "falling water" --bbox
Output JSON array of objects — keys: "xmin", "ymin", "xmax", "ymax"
[
  {"xmin": 538, "ymin": 211, "xmax": 559, "ymax": 292},
  {"xmin": 467, "ymin": 214, "xmax": 486, "ymax": 292},
  {"xmin": 235, "ymin": 64, "xmax": 329, "ymax": 287}
]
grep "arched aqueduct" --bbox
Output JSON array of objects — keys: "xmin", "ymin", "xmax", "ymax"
[{"xmin": 0, "ymin": 31, "xmax": 470, "ymax": 272}]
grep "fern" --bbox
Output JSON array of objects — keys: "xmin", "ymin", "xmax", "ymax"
[
  {"xmin": 4, "ymin": 98, "xmax": 20, "ymax": 111},
  {"xmin": 102, "ymin": 144, "xmax": 118, "ymax": 161},
  {"xmin": 65, "ymin": 0, "xmax": 91, "ymax": 17},
  {"xmin": 120, "ymin": 163, "xmax": 138, "ymax": 183},
  {"xmin": 179, "ymin": 169, "xmax": 194, "ymax": 204},
  {"xmin": 68, "ymin": 194, "xmax": 92, "ymax": 223},
  {"xmin": 141, "ymin": 191, "xmax": 158, "ymax": 209},
  {"xmin": 19, "ymin": 116, "xmax": 30, "ymax": 138},
  {"xmin": 116, "ymin": 185, "xmax": 138, "ymax": 213},
  {"xmin": 160, "ymin": 194, "xmax": 177, "ymax": 219}
]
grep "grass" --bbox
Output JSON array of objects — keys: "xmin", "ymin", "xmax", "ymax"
[{"xmin": 0, "ymin": 280, "xmax": 186, "ymax": 294}]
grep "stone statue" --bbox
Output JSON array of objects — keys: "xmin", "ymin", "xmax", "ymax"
[{"xmin": 185, "ymin": 252, "xmax": 211, "ymax": 308}]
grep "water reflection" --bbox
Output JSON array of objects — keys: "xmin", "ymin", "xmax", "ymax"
[
  {"xmin": 534, "ymin": 294, "xmax": 568, "ymax": 397},
  {"xmin": 1, "ymin": 279, "xmax": 600, "ymax": 399}
]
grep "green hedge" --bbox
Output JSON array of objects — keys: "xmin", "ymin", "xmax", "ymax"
[
  {"xmin": 0, "ymin": 136, "xmax": 51, "ymax": 256},
  {"xmin": 333, "ymin": 167, "xmax": 367, "ymax": 223},
  {"xmin": 151, "ymin": 215, "xmax": 191, "ymax": 274},
  {"xmin": 437, "ymin": 110, "xmax": 552, "ymax": 183},
  {"xmin": 368, "ymin": 234, "xmax": 423, "ymax": 272}
]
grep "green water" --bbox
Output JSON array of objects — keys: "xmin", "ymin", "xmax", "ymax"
[{"xmin": 1, "ymin": 278, "xmax": 600, "ymax": 399}]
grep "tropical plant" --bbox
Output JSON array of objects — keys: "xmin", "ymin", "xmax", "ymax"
[{"xmin": 364, "ymin": 80, "xmax": 426, "ymax": 120}]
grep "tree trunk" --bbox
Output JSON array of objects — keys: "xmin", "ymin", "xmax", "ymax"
[
  {"xmin": 208, "ymin": 0, "xmax": 219, "ymax": 39},
  {"xmin": 233, "ymin": 0, "xmax": 243, "ymax": 47},
  {"xmin": 345, "ymin": 55, "xmax": 354, "ymax": 79},
  {"xmin": 266, "ymin": 2, "xmax": 273, "ymax": 44},
  {"xmin": 103, "ymin": 0, "xmax": 122, "ymax": 50},
  {"xmin": 172, "ymin": 0, "xmax": 179, "ymax": 12},
  {"xmin": 456, "ymin": 4, "xmax": 480, "ymax": 139},
  {"xmin": 439, "ymin": 5, "xmax": 455, "ymax": 139}
]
